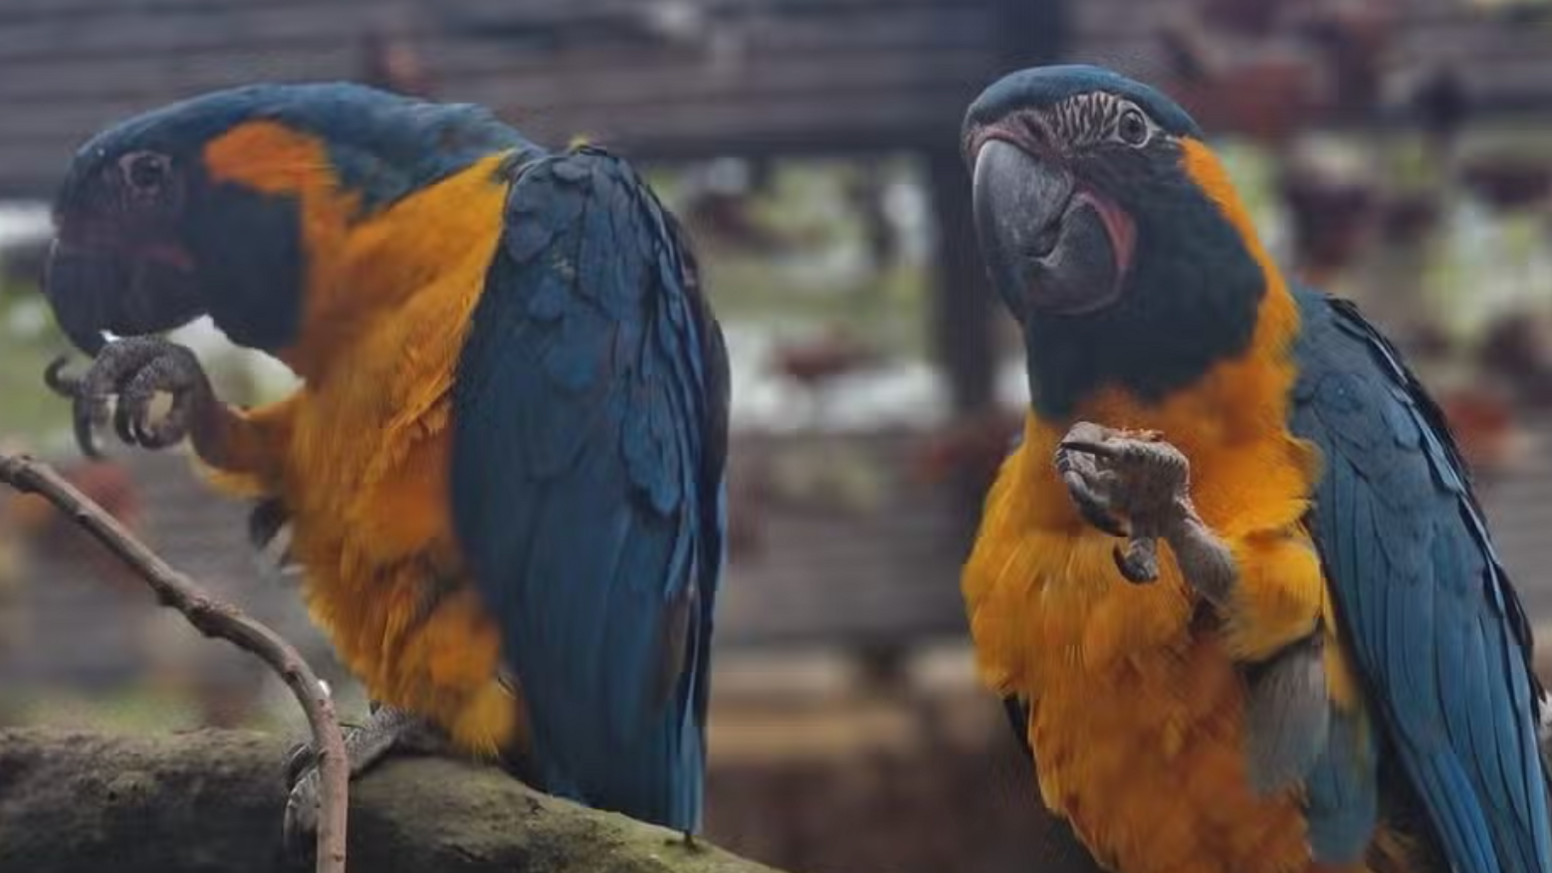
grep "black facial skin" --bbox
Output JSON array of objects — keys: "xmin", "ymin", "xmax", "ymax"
[
  {"xmin": 47, "ymin": 140, "xmax": 304, "ymax": 356},
  {"xmin": 46, "ymin": 149, "xmax": 205, "ymax": 354},
  {"xmin": 43, "ymin": 136, "xmax": 303, "ymax": 464}
]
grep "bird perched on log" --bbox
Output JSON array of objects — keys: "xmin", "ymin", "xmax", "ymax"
[{"xmin": 39, "ymin": 82, "xmax": 730, "ymax": 854}]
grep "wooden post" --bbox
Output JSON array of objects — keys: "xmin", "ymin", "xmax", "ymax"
[
  {"xmin": 928, "ymin": 0, "xmax": 1068, "ymax": 417},
  {"xmin": 925, "ymin": 0, "xmax": 1068, "ymax": 522},
  {"xmin": 927, "ymin": 149, "xmax": 997, "ymax": 420}
]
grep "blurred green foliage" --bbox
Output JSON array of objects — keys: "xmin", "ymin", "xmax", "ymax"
[
  {"xmin": 650, "ymin": 157, "xmax": 933, "ymax": 356},
  {"xmin": 0, "ymin": 266, "xmax": 71, "ymax": 447}
]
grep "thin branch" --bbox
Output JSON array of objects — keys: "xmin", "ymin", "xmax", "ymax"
[{"xmin": 0, "ymin": 452, "xmax": 348, "ymax": 873}]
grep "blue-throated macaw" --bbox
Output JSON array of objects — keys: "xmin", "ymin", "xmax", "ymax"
[
  {"xmin": 41, "ymin": 82, "xmax": 729, "ymax": 850},
  {"xmin": 961, "ymin": 64, "xmax": 1551, "ymax": 873}
]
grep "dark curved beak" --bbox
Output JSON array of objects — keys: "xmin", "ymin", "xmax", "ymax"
[
  {"xmin": 41, "ymin": 241, "xmax": 114, "ymax": 355},
  {"xmin": 42, "ymin": 232, "xmax": 204, "ymax": 356},
  {"xmin": 972, "ymin": 139, "xmax": 1129, "ymax": 318}
]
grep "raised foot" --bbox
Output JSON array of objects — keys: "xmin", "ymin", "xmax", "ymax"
[
  {"xmin": 1054, "ymin": 421, "xmax": 1193, "ymax": 584},
  {"xmin": 44, "ymin": 337, "xmax": 214, "ymax": 458},
  {"xmin": 283, "ymin": 705, "xmax": 449, "ymax": 867}
]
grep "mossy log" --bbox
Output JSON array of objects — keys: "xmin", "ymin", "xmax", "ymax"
[{"xmin": 0, "ymin": 728, "xmax": 784, "ymax": 873}]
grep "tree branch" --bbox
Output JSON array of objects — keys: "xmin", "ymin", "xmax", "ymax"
[
  {"xmin": 0, "ymin": 452, "xmax": 348, "ymax": 873},
  {"xmin": 0, "ymin": 728, "xmax": 784, "ymax": 873}
]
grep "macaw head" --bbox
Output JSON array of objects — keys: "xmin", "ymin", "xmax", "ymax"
[
  {"xmin": 961, "ymin": 65, "xmax": 1271, "ymax": 418},
  {"xmin": 44, "ymin": 83, "xmax": 531, "ymax": 356}
]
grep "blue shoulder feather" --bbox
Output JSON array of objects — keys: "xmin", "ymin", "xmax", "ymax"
[
  {"xmin": 449, "ymin": 147, "xmax": 728, "ymax": 831},
  {"xmin": 1290, "ymin": 286, "xmax": 1550, "ymax": 873}
]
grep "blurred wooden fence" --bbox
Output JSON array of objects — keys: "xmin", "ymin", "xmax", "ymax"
[
  {"xmin": 9, "ymin": 412, "xmax": 1552, "ymax": 704},
  {"xmin": 0, "ymin": 0, "xmax": 1033, "ymax": 197},
  {"xmin": 0, "ymin": 429, "xmax": 975, "ymax": 701},
  {"xmin": 1, "ymin": 0, "xmax": 1550, "ymax": 197}
]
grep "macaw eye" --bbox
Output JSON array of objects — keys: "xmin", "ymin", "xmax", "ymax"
[
  {"xmin": 120, "ymin": 151, "xmax": 171, "ymax": 193},
  {"xmin": 1116, "ymin": 108, "xmax": 1151, "ymax": 147}
]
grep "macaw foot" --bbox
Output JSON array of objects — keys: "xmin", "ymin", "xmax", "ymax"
[
  {"xmin": 1055, "ymin": 422, "xmax": 1235, "ymax": 602},
  {"xmin": 282, "ymin": 704, "xmax": 449, "ymax": 866},
  {"xmin": 247, "ymin": 496, "xmax": 294, "ymax": 565},
  {"xmin": 44, "ymin": 337, "xmax": 215, "ymax": 459}
]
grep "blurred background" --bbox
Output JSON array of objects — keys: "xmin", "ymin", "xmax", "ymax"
[{"xmin": 2, "ymin": 0, "xmax": 1552, "ymax": 870}]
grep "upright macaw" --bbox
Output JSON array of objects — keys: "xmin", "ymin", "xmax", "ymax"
[
  {"xmin": 960, "ymin": 65, "xmax": 1551, "ymax": 873},
  {"xmin": 40, "ymin": 83, "xmax": 729, "ymax": 848}
]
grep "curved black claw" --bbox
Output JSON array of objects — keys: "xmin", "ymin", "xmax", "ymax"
[
  {"xmin": 283, "ymin": 707, "xmax": 450, "ymax": 866},
  {"xmin": 1059, "ymin": 466, "xmax": 1128, "ymax": 538},
  {"xmin": 249, "ymin": 498, "xmax": 292, "ymax": 551},
  {"xmin": 1055, "ymin": 428, "xmax": 1128, "ymax": 538},
  {"xmin": 284, "ymin": 739, "xmax": 317, "ymax": 787},
  {"xmin": 43, "ymin": 356, "xmax": 79, "ymax": 395},
  {"xmin": 45, "ymin": 357, "xmax": 101, "ymax": 458},
  {"xmin": 283, "ymin": 766, "xmax": 322, "ymax": 869},
  {"xmin": 670, "ymin": 831, "xmax": 706, "ymax": 853},
  {"xmin": 45, "ymin": 338, "xmax": 213, "ymax": 460},
  {"xmin": 1113, "ymin": 539, "xmax": 1161, "ymax": 584}
]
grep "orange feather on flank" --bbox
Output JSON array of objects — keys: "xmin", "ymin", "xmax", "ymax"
[
  {"xmin": 195, "ymin": 121, "xmax": 528, "ymax": 756},
  {"xmin": 963, "ymin": 139, "xmax": 1374, "ymax": 873}
]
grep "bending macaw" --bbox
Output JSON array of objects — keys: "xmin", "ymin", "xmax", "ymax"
[
  {"xmin": 961, "ymin": 65, "xmax": 1551, "ymax": 873},
  {"xmin": 41, "ymin": 83, "xmax": 729, "ymax": 848}
]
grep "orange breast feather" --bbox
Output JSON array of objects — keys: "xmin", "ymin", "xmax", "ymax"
[
  {"xmin": 963, "ymin": 273, "xmax": 1373, "ymax": 873},
  {"xmin": 198, "ymin": 132, "xmax": 527, "ymax": 754}
]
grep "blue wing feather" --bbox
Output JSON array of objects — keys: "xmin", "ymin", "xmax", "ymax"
[
  {"xmin": 1290, "ymin": 287, "xmax": 1549, "ymax": 873},
  {"xmin": 1304, "ymin": 706, "xmax": 1378, "ymax": 862},
  {"xmin": 450, "ymin": 147, "xmax": 728, "ymax": 831}
]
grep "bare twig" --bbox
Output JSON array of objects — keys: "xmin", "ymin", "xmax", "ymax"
[{"xmin": 0, "ymin": 452, "xmax": 348, "ymax": 873}]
